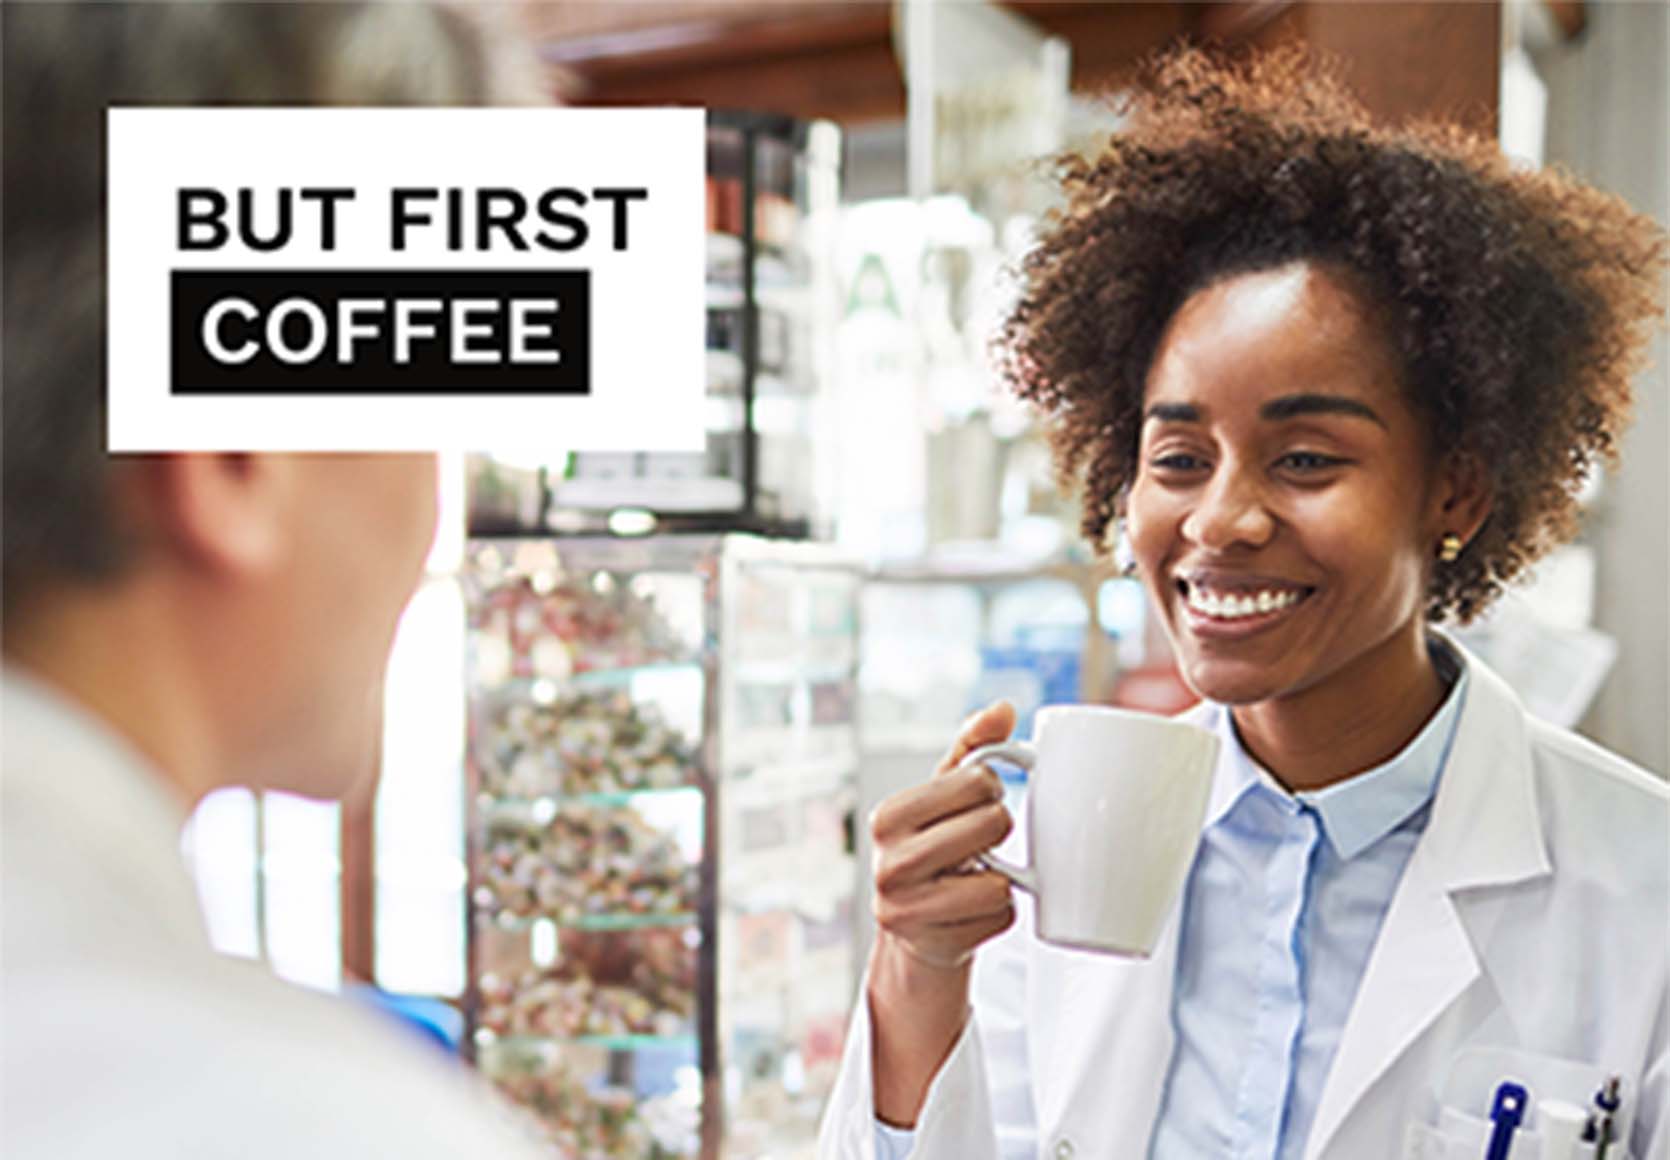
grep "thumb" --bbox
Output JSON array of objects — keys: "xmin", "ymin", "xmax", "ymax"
[{"xmin": 935, "ymin": 700, "xmax": 1018, "ymax": 775}]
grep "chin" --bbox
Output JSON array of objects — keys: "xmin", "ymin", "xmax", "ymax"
[
  {"xmin": 1177, "ymin": 656, "xmax": 1294, "ymax": 707},
  {"xmin": 254, "ymin": 754, "xmax": 371, "ymax": 803},
  {"xmin": 316, "ymin": 717, "xmax": 384, "ymax": 803},
  {"xmin": 310, "ymin": 678, "xmax": 388, "ymax": 801},
  {"xmin": 252, "ymin": 701, "xmax": 384, "ymax": 803}
]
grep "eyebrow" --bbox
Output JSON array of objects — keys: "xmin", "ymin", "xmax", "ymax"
[
  {"xmin": 1143, "ymin": 393, "xmax": 1387, "ymax": 429},
  {"xmin": 1260, "ymin": 393, "xmax": 1387, "ymax": 428}
]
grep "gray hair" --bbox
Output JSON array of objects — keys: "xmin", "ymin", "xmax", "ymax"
[{"xmin": 1, "ymin": 2, "xmax": 540, "ymax": 616}]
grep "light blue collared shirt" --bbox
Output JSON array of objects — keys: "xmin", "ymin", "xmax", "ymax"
[
  {"xmin": 1149, "ymin": 645, "xmax": 1468, "ymax": 1159},
  {"xmin": 875, "ymin": 642, "xmax": 1468, "ymax": 1160}
]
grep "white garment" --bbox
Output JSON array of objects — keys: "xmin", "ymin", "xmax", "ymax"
[
  {"xmin": 0, "ymin": 667, "xmax": 551, "ymax": 1160},
  {"xmin": 820, "ymin": 638, "xmax": 1669, "ymax": 1160}
]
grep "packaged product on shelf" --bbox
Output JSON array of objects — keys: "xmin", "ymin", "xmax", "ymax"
[
  {"xmin": 705, "ymin": 174, "xmax": 744, "ymax": 238},
  {"xmin": 477, "ymin": 800, "xmax": 700, "ymax": 923},
  {"xmin": 479, "ymin": 970, "xmax": 693, "ymax": 1040},
  {"xmin": 478, "ymin": 928, "xmax": 697, "ymax": 1041},
  {"xmin": 467, "ymin": 567, "xmax": 690, "ymax": 681},
  {"xmin": 808, "ymin": 678, "xmax": 855, "ymax": 727},
  {"xmin": 478, "ymin": 687, "xmax": 699, "ymax": 798},
  {"xmin": 481, "ymin": 1040, "xmax": 696, "ymax": 1160}
]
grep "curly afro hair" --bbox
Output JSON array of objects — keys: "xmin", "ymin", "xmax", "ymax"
[{"xmin": 998, "ymin": 44, "xmax": 1666, "ymax": 623}]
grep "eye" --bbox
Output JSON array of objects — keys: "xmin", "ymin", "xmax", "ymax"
[
  {"xmin": 1275, "ymin": 451, "xmax": 1347, "ymax": 473},
  {"xmin": 1150, "ymin": 452, "xmax": 1209, "ymax": 473}
]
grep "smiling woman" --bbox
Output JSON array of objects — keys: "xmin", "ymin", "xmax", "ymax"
[
  {"xmin": 1125, "ymin": 260, "xmax": 1493, "ymax": 783},
  {"xmin": 999, "ymin": 46, "xmax": 1664, "ymax": 628},
  {"xmin": 822, "ymin": 42, "xmax": 1670, "ymax": 1160}
]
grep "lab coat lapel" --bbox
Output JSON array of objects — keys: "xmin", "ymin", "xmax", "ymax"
[
  {"xmin": 1031, "ymin": 892, "xmax": 1184, "ymax": 1153},
  {"xmin": 1034, "ymin": 700, "xmax": 1222, "ymax": 1152},
  {"xmin": 1303, "ymin": 643, "xmax": 1552, "ymax": 1160},
  {"xmin": 1301, "ymin": 826, "xmax": 1480, "ymax": 1160}
]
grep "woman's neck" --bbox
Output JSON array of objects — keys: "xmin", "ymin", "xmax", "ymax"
[{"xmin": 1230, "ymin": 624, "xmax": 1447, "ymax": 793}]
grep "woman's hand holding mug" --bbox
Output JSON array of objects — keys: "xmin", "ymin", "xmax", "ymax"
[
  {"xmin": 867, "ymin": 700, "xmax": 1019, "ymax": 1127},
  {"xmin": 866, "ymin": 699, "xmax": 1220, "ymax": 1126},
  {"xmin": 872, "ymin": 701, "xmax": 1020, "ymax": 969}
]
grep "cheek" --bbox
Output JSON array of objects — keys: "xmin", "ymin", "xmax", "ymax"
[
  {"xmin": 1122, "ymin": 478, "xmax": 1189, "ymax": 617},
  {"xmin": 1299, "ymin": 492, "xmax": 1428, "ymax": 603},
  {"xmin": 1123, "ymin": 477, "xmax": 1182, "ymax": 564}
]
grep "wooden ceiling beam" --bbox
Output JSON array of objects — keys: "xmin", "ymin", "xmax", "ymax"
[
  {"xmin": 1188, "ymin": 1, "xmax": 1300, "ymax": 44},
  {"xmin": 1239, "ymin": 1, "xmax": 1500, "ymax": 135},
  {"xmin": 525, "ymin": 1, "xmax": 1325, "ymax": 124},
  {"xmin": 570, "ymin": 36, "xmax": 909, "ymax": 124},
  {"xmin": 539, "ymin": 3, "xmax": 893, "ymax": 77},
  {"xmin": 1007, "ymin": 2, "xmax": 1192, "ymax": 92}
]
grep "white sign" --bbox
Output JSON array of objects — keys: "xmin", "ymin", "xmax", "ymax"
[{"xmin": 107, "ymin": 108, "xmax": 705, "ymax": 451}]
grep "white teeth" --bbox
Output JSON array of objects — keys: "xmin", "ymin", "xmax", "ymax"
[{"xmin": 1184, "ymin": 585, "xmax": 1304, "ymax": 619}]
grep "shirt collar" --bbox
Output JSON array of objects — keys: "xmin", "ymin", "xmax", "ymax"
[{"xmin": 1203, "ymin": 637, "xmax": 1470, "ymax": 860}]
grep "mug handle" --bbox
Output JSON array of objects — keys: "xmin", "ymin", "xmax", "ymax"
[{"xmin": 952, "ymin": 740, "xmax": 1038, "ymax": 894}]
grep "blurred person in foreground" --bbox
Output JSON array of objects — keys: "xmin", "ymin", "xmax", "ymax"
[
  {"xmin": 821, "ymin": 47, "xmax": 1668, "ymax": 1160},
  {"xmin": 1, "ymin": 6, "xmax": 554, "ymax": 1158}
]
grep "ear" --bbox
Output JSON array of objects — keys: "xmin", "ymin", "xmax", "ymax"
[
  {"xmin": 1427, "ymin": 449, "xmax": 1494, "ymax": 548},
  {"xmin": 144, "ymin": 454, "xmax": 295, "ymax": 577}
]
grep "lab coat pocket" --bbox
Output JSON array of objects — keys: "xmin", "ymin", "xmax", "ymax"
[
  {"xmin": 1406, "ymin": 1112, "xmax": 1617, "ymax": 1160},
  {"xmin": 1434, "ymin": 1106, "xmax": 1493, "ymax": 1153},
  {"xmin": 1406, "ymin": 1096, "xmax": 1634, "ymax": 1160},
  {"xmin": 1402, "ymin": 1119, "xmax": 1490, "ymax": 1160},
  {"xmin": 1443, "ymin": 1047, "xmax": 1606, "ymax": 1118},
  {"xmin": 1438, "ymin": 1046, "xmax": 1630, "ymax": 1159}
]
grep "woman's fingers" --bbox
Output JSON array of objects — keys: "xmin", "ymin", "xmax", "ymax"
[
  {"xmin": 873, "ymin": 798, "xmax": 1014, "ymax": 894},
  {"xmin": 874, "ymin": 870, "xmax": 1014, "ymax": 932},
  {"xmin": 868, "ymin": 699, "xmax": 1015, "ymax": 841},
  {"xmin": 871, "ymin": 761, "xmax": 1004, "ymax": 842},
  {"xmin": 865, "ymin": 701, "xmax": 1022, "ymax": 971},
  {"xmin": 881, "ymin": 897, "xmax": 1019, "ymax": 971}
]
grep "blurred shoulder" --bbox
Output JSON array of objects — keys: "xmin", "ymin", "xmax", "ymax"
[{"xmin": 4, "ymin": 951, "xmax": 546, "ymax": 1160}]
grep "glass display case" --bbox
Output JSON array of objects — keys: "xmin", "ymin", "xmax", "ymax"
[
  {"xmin": 547, "ymin": 112, "xmax": 842, "ymax": 537},
  {"xmin": 851, "ymin": 554, "xmax": 1156, "ymax": 963},
  {"xmin": 463, "ymin": 535, "xmax": 859, "ymax": 1159},
  {"xmin": 858, "ymin": 554, "xmax": 1138, "ymax": 751}
]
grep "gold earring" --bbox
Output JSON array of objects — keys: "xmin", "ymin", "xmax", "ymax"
[
  {"xmin": 1438, "ymin": 533, "xmax": 1463, "ymax": 563},
  {"xmin": 1113, "ymin": 520, "xmax": 1138, "ymax": 577}
]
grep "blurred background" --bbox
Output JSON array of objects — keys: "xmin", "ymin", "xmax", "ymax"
[{"xmin": 174, "ymin": 3, "xmax": 1667, "ymax": 1157}]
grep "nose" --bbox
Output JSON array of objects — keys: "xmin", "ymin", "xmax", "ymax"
[{"xmin": 1180, "ymin": 464, "xmax": 1275, "ymax": 551}]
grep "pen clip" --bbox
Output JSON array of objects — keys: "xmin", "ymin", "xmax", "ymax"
[
  {"xmin": 1592, "ymin": 1075, "xmax": 1622, "ymax": 1160},
  {"xmin": 1484, "ymin": 1081, "xmax": 1529, "ymax": 1160}
]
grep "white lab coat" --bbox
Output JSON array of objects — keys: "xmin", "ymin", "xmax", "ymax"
[{"xmin": 819, "ymin": 641, "xmax": 1669, "ymax": 1160}]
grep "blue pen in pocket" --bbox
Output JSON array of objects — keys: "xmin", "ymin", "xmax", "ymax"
[{"xmin": 1484, "ymin": 1081, "xmax": 1529, "ymax": 1160}]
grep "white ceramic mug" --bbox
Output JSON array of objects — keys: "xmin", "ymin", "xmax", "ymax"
[{"xmin": 954, "ymin": 705, "xmax": 1220, "ymax": 956}]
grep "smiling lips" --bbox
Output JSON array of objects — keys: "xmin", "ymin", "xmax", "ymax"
[{"xmin": 1177, "ymin": 576, "xmax": 1315, "ymax": 625}]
